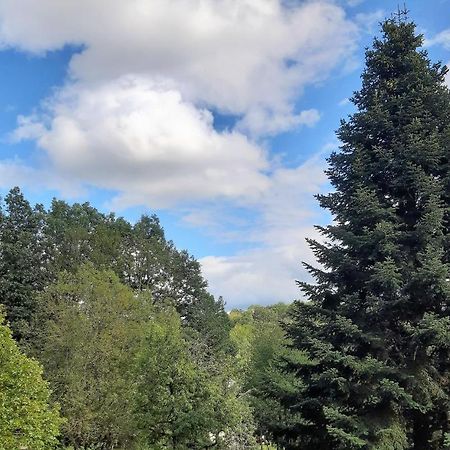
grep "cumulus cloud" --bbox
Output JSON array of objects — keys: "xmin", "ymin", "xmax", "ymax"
[
  {"xmin": 3, "ymin": 0, "xmax": 359, "ymax": 208},
  {"xmin": 12, "ymin": 76, "xmax": 270, "ymax": 208},
  {"xmin": 0, "ymin": 0, "xmax": 358, "ymax": 135}
]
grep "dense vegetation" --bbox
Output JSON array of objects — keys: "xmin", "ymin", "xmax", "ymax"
[
  {"xmin": 1, "ymin": 16, "xmax": 449, "ymax": 450},
  {"xmin": 0, "ymin": 186, "xmax": 259, "ymax": 449}
]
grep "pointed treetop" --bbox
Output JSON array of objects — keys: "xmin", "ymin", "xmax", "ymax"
[{"xmin": 393, "ymin": 3, "xmax": 409, "ymax": 24}]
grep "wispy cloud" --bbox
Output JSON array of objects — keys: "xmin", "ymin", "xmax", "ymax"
[
  {"xmin": 0, "ymin": 158, "xmax": 83, "ymax": 198},
  {"xmin": 426, "ymin": 28, "xmax": 450, "ymax": 49},
  {"xmin": 355, "ymin": 10, "xmax": 385, "ymax": 34},
  {"xmin": 199, "ymin": 147, "xmax": 332, "ymax": 307}
]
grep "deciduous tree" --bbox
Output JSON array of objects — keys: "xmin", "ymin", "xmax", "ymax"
[{"xmin": 0, "ymin": 312, "xmax": 62, "ymax": 449}]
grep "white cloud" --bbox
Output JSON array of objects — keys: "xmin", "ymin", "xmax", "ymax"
[
  {"xmin": 13, "ymin": 76, "xmax": 270, "ymax": 208},
  {"xmin": 5, "ymin": 0, "xmax": 359, "ymax": 207},
  {"xmin": 0, "ymin": 0, "xmax": 358, "ymax": 135},
  {"xmin": 426, "ymin": 29, "xmax": 450, "ymax": 50},
  {"xmin": 355, "ymin": 10, "xmax": 385, "ymax": 34},
  {"xmin": 239, "ymin": 108, "xmax": 321, "ymax": 136},
  {"xmin": 0, "ymin": 159, "xmax": 82, "ymax": 197},
  {"xmin": 345, "ymin": 0, "xmax": 365, "ymax": 6},
  {"xmin": 200, "ymin": 241, "xmax": 311, "ymax": 308}
]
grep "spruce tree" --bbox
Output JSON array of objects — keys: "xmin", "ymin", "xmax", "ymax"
[{"xmin": 272, "ymin": 17, "xmax": 450, "ymax": 449}]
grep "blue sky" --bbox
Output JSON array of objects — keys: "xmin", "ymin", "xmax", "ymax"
[{"xmin": 0, "ymin": 0, "xmax": 449, "ymax": 308}]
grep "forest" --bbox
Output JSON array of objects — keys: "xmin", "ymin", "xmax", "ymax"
[{"xmin": 1, "ymin": 16, "xmax": 450, "ymax": 450}]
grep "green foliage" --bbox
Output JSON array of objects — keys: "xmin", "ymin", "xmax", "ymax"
[
  {"xmin": 135, "ymin": 307, "xmax": 256, "ymax": 449},
  {"xmin": 46, "ymin": 199, "xmax": 231, "ymax": 349},
  {"xmin": 0, "ymin": 186, "xmax": 230, "ymax": 349},
  {"xmin": 187, "ymin": 294, "xmax": 232, "ymax": 352},
  {"xmin": 0, "ymin": 187, "xmax": 248, "ymax": 449},
  {"xmin": 46, "ymin": 198, "xmax": 131, "ymax": 274},
  {"xmin": 27, "ymin": 265, "xmax": 254, "ymax": 449},
  {"xmin": 135, "ymin": 308, "xmax": 212, "ymax": 448},
  {"xmin": 0, "ymin": 311, "xmax": 62, "ymax": 449},
  {"xmin": 230, "ymin": 304, "xmax": 292, "ymax": 445},
  {"xmin": 269, "ymin": 18, "xmax": 450, "ymax": 449},
  {"xmin": 31, "ymin": 265, "xmax": 152, "ymax": 449}
]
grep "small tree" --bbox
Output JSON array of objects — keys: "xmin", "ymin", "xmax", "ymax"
[
  {"xmin": 135, "ymin": 308, "xmax": 256, "ymax": 449},
  {"xmin": 0, "ymin": 312, "xmax": 62, "ymax": 449},
  {"xmin": 32, "ymin": 265, "xmax": 152, "ymax": 449}
]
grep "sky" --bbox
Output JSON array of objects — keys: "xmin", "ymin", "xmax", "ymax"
[{"xmin": 0, "ymin": 0, "xmax": 450, "ymax": 309}]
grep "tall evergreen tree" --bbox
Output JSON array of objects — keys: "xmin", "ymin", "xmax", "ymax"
[{"xmin": 272, "ymin": 17, "xmax": 450, "ymax": 449}]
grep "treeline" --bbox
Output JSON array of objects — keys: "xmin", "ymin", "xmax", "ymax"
[
  {"xmin": 0, "ymin": 187, "xmax": 263, "ymax": 449},
  {"xmin": 0, "ymin": 183, "xmax": 298, "ymax": 449},
  {"xmin": 0, "ymin": 187, "xmax": 229, "ymax": 348}
]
